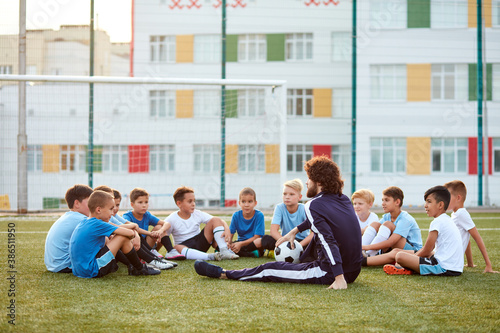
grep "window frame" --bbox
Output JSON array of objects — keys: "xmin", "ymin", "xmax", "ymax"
[
  {"xmin": 27, "ymin": 145, "xmax": 43, "ymax": 172},
  {"xmin": 431, "ymin": 64, "xmax": 468, "ymax": 101},
  {"xmin": 285, "ymin": 33, "xmax": 313, "ymax": 62},
  {"xmin": 369, "ymin": 0, "xmax": 407, "ymax": 29},
  {"xmin": 431, "ymin": 138, "xmax": 468, "ymax": 174},
  {"xmin": 370, "ymin": 138, "xmax": 406, "ymax": 174},
  {"xmin": 60, "ymin": 145, "xmax": 86, "ymax": 173},
  {"xmin": 150, "ymin": 35, "xmax": 176, "ymax": 63},
  {"xmin": 287, "ymin": 89, "xmax": 313, "ymax": 117},
  {"xmin": 238, "ymin": 144, "xmax": 265, "ymax": 173},
  {"xmin": 493, "ymin": 138, "xmax": 500, "ymax": 174},
  {"xmin": 238, "ymin": 34, "xmax": 266, "ymax": 63},
  {"xmin": 287, "ymin": 144, "xmax": 313, "ymax": 172},
  {"xmin": 103, "ymin": 145, "xmax": 128, "ymax": 173},
  {"xmin": 370, "ymin": 65, "xmax": 407, "ymax": 101},
  {"xmin": 149, "ymin": 144, "xmax": 175, "ymax": 173},
  {"xmin": 194, "ymin": 34, "xmax": 221, "ymax": 63},
  {"xmin": 430, "ymin": 0, "xmax": 468, "ymax": 29},
  {"xmin": 238, "ymin": 89, "xmax": 266, "ymax": 117},
  {"xmin": 194, "ymin": 90, "xmax": 221, "ymax": 118},
  {"xmin": 193, "ymin": 144, "xmax": 220, "ymax": 173},
  {"xmin": 149, "ymin": 90, "xmax": 175, "ymax": 118}
]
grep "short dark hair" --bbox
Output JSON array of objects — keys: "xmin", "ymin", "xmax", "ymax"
[
  {"xmin": 382, "ymin": 186, "xmax": 404, "ymax": 207},
  {"xmin": 173, "ymin": 186, "xmax": 195, "ymax": 203},
  {"xmin": 94, "ymin": 185, "xmax": 114, "ymax": 196},
  {"xmin": 424, "ymin": 186, "xmax": 450, "ymax": 211},
  {"xmin": 444, "ymin": 180, "xmax": 467, "ymax": 200},
  {"xmin": 130, "ymin": 188, "xmax": 149, "ymax": 203},
  {"xmin": 88, "ymin": 190, "xmax": 114, "ymax": 213},
  {"xmin": 113, "ymin": 189, "xmax": 122, "ymax": 200},
  {"xmin": 239, "ymin": 187, "xmax": 256, "ymax": 201},
  {"xmin": 65, "ymin": 184, "xmax": 93, "ymax": 209},
  {"xmin": 304, "ymin": 155, "xmax": 343, "ymax": 195}
]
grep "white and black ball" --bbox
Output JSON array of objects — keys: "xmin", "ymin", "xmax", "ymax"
[{"xmin": 274, "ymin": 240, "xmax": 303, "ymax": 264}]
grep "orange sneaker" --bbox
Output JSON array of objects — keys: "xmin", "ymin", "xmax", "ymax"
[{"xmin": 383, "ymin": 264, "xmax": 413, "ymax": 275}]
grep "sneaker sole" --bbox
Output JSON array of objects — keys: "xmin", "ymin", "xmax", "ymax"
[
  {"xmin": 383, "ymin": 265, "xmax": 413, "ymax": 275},
  {"xmin": 165, "ymin": 255, "xmax": 186, "ymax": 261}
]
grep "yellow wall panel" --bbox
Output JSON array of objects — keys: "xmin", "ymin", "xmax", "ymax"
[
  {"xmin": 42, "ymin": 145, "xmax": 60, "ymax": 173},
  {"xmin": 176, "ymin": 90, "xmax": 194, "ymax": 118},
  {"xmin": 313, "ymin": 88, "xmax": 332, "ymax": 117},
  {"xmin": 469, "ymin": 0, "xmax": 492, "ymax": 27},
  {"xmin": 176, "ymin": 35, "xmax": 194, "ymax": 63},
  {"xmin": 225, "ymin": 144, "xmax": 238, "ymax": 174},
  {"xmin": 0, "ymin": 194, "xmax": 10, "ymax": 210},
  {"xmin": 406, "ymin": 137, "xmax": 431, "ymax": 175},
  {"xmin": 407, "ymin": 64, "xmax": 431, "ymax": 102},
  {"xmin": 265, "ymin": 144, "xmax": 280, "ymax": 174}
]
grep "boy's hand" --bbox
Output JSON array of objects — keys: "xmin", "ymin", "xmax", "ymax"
[
  {"xmin": 222, "ymin": 231, "xmax": 231, "ymax": 244},
  {"xmin": 230, "ymin": 242, "xmax": 242, "ymax": 253},
  {"xmin": 466, "ymin": 263, "xmax": 477, "ymax": 268},
  {"xmin": 132, "ymin": 232, "xmax": 140, "ymax": 250}
]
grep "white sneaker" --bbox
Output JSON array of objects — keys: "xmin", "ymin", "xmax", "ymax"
[
  {"xmin": 220, "ymin": 248, "xmax": 239, "ymax": 260},
  {"xmin": 150, "ymin": 249, "xmax": 163, "ymax": 258},
  {"xmin": 208, "ymin": 252, "xmax": 222, "ymax": 261},
  {"xmin": 165, "ymin": 249, "xmax": 186, "ymax": 260},
  {"xmin": 160, "ymin": 257, "xmax": 178, "ymax": 267},
  {"xmin": 150, "ymin": 259, "xmax": 174, "ymax": 270}
]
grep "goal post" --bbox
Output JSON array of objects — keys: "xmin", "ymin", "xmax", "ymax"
[{"xmin": 0, "ymin": 74, "xmax": 287, "ymax": 211}]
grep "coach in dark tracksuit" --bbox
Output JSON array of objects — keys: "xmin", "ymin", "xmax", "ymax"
[{"xmin": 195, "ymin": 155, "xmax": 363, "ymax": 290}]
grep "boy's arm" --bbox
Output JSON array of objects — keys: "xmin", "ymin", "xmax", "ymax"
[
  {"xmin": 231, "ymin": 235, "xmax": 260, "ymax": 253},
  {"xmin": 464, "ymin": 241, "xmax": 475, "ymax": 267},
  {"xmin": 270, "ymin": 224, "xmax": 281, "ymax": 240},
  {"xmin": 123, "ymin": 222, "xmax": 153, "ymax": 237},
  {"xmin": 150, "ymin": 220, "xmax": 171, "ymax": 239},
  {"xmin": 362, "ymin": 233, "xmax": 402, "ymax": 251},
  {"xmin": 415, "ymin": 230, "xmax": 437, "ymax": 258},
  {"xmin": 113, "ymin": 227, "xmax": 135, "ymax": 239},
  {"xmin": 468, "ymin": 227, "xmax": 499, "ymax": 273}
]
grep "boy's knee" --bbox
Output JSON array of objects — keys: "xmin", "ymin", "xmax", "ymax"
[
  {"xmin": 381, "ymin": 221, "xmax": 395, "ymax": 231},
  {"xmin": 370, "ymin": 222, "xmax": 381, "ymax": 231}
]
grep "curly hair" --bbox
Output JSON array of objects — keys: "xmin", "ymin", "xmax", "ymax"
[{"xmin": 304, "ymin": 155, "xmax": 344, "ymax": 195}]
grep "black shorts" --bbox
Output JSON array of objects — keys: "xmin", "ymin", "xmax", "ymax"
[
  {"xmin": 94, "ymin": 245, "xmax": 119, "ymax": 278},
  {"xmin": 180, "ymin": 230, "xmax": 211, "ymax": 252}
]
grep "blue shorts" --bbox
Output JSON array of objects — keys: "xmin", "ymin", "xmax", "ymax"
[
  {"xmin": 95, "ymin": 245, "xmax": 119, "ymax": 278},
  {"xmin": 419, "ymin": 256, "xmax": 461, "ymax": 276}
]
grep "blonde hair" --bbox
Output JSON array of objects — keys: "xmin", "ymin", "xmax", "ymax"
[
  {"xmin": 283, "ymin": 179, "xmax": 303, "ymax": 193},
  {"xmin": 351, "ymin": 189, "xmax": 375, "ymax": 204},
  {"xmin": 444, "ymin": 180, "xmax": 467, "ymax": 200}
]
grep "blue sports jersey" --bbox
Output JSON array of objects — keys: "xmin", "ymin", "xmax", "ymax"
[
  {"xmin": 110, "ymin": 215, "xmax": 125, "ymax": 226},
  {"xmin": 297, "ymin": 192, "xmax": 363, "ymax": 277},
  {"xmin": 44, "ymin": 211, "xmax": 87, "ymax": 272},
  {"xmin": 123, "ymin": 211, "xmax": 159, "ymax": 237},
  {"xmin": 380, "ymin": 211, "xmax": 422, "ymax": 251},
  {"xmin": 69, "ymin": 217, "xmax": 118, "ymax": 278},
  {"xmin": 271, "ymin": 203, "xmax": 309, "ymax": 240},
  {"xmin": 230, "ymin": 210, "xmax": 265, "ymax": 241}
]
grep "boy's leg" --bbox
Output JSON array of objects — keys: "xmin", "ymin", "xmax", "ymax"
[
  {"xmin": 107, "ymin": 235, "xmax": 161, "ymax": 275},
  {"xmin": 361, "ymin": 222, "xmax": 382, "ymax": 247},
  {"xmin": 366, "ymin": 221, "xmax": 395, "ymax": 257},
  {"xmin": 395, "ymin": 251, "xmax": 420, "ymax": 272},
  {"xmin": 176, "ymin": 245, "xmax": 221, "ymax": 261},
  {"xmin": 364, "ymin": 249, "xmax": 414, "ymax": 266},
  {"xmin": 204, "ymin": 218, "xmax": 239, "ymax": 259}
]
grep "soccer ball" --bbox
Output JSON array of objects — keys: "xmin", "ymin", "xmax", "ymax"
[{"xmin": 274, "ymin": 240, "xmax": 303, "ymax": 264}]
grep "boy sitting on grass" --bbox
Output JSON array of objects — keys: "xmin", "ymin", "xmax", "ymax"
[
  {"xmin": 351, "ymin": 189, "xmax": 379, "ymax": 235},
  {"xmin": 444, "ymin": 180, "xmax": 498, "ymax": 273},
  {"xmin": 123, "ymin": 188, "xmax": 185, "ymax": 261},
  {"xmin": 163, "ymin": 186, "xmax": 239, "ymax": 260},
  {"xmin": 44, "ymin": 184, "xmax": 93, "ymax": 273},
  {"xmin": 228, "ymin": 187, "xmax": 265, "ymax": 257},
  {"xmin": 361, "ymin": 186, "xmax": 422, "ymax": 257},
  {"xmin": 384, "ymin": 186, "xmax": 463, "ymax": 276},
  {"xmin": 69, "ymin": 190, "xmax": 160, "ymax": 278}
]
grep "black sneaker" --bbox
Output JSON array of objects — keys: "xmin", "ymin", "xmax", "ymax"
[
  {"xmin": 194, "ymin": 260, "xmax": 223, "ymax": 278},
  {"xmin": 128, "ymin": 263, "xmax": 161, "ymax": 276}
]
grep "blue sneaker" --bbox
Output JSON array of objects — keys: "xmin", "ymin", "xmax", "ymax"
[{"xmin": 194, "ymin": 260, "xmax": 223, "ymax": 278}]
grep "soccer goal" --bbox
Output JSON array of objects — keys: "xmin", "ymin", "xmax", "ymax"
[{"xmin": 0, "ymin": 74, "xmax": 287, "ymax": 211}]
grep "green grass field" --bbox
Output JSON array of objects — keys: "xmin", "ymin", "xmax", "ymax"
[{"xmin": 1, "ymin": 213, "xmax": 499, "ymax": 332}]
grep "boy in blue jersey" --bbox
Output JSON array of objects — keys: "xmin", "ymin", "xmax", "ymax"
[
  {"xmin": 384, "ymin": 186, "xmax": 463, "ymax": 276},
  {"xmin": 123, "ymin": 187, "xmax": 185, "ymax": 260},
  {"xmin": 228, "ymin": 187, "xmax": 265, "ymax": 257},
  {"xmin": 361, "ymin": 186, "xmax": 422, "ymax": 257},
  {"xmin": 195, "ymin": 156, "xmax": 363, "ymax": 290},
  {"xmin": 44, "ymin": 184, "xmax": 93, "ymax": 273},
  {"xmin": 259, "ymin": 179, "xmax": 313, "ymax": 257},
  {"xmin": 69, "ymin": 190, "xmax": 160, "ymax": 278}
]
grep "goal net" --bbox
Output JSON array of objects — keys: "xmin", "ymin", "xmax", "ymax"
[{"xmin": 0, "ymin": 75, "xmax": 286, "ymax": 211}]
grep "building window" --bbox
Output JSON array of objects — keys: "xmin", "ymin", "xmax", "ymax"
[
  {"xmin": 194, "ymin": 35, "xmax": 221, "ymax": 63},
  {"xmin": 238, "ymin": 34, "xmax": 266, "ymax": 62},
  {"xmin": 238, "ymin": 144, "xmax": 265, "ymax": 173},
  {"xmin": 238, "ymin": 89, "xmax": 265, "ymax": 117},
  {"xmin": 431, "ymin": 0, "xmax": 467, "ymax": 28},
  {"xmin": 494, "ymin": 0, "xmax": 500, "ymax": 27},
  {"xmin": 431, "ymin": 64, "xmax": 467, "ymax": 101},
  {"xmin": 149, "ymin": 90, "xmax": 175, "ymax": 118},
  {"xmin": 331, "ymin": 32, "xmax": 351, "ymax": 62},
  {"xmin": 286, "ymin": 33, "xmax": 313, "ymax": 61},
  {"xmin": 370, "ymin": 138, "xmax": 406, "ymax": 173},
  {"xmin": 494, "ymin": 138, "xmax": 500, "ymax": 173},
  {"xmin": 332, "ymin": 145, "xmax": 351, "ymax": 175},
  {"xmin": 150, "ymin": 35, "xmax": 175, "ymax": 63},
  {"xmin": 287, "ymin": 89, "xmax": 312, "ymax": 117},
  {"xmin": 60, "ymin": 145, "xmax": 86, "ymax": 172},
  {"xmin": 150, "ymin": 145, "xmax": 174, "ymax": 172},
  {"xmin": 0, "ymin": 65, "xmax": 13, "ymax": 74},
  {"xmin": 194, "ymin": 144, "xmax": 220, "ymax": 173},
  {"xmin": 369, "ymin": 0, "xmax": 407, "ymax": 29},
  {"xmin": 493, "ymin": 64, "xmax": 500, "ymax": 101},
  {"xmin": 370, "ymin": 65, "xmax": 406, "ymax": 100},
  {"xmin": 194, "ymin": 90, "xmax": 221, "ymax": 117},
  {"xmin": 103, "ymin": 145, "xmax": 128, "ymax": 172},
  {"xmin": 431, "ymin": 138, "xmax": 467, "ymax": 173},
  {"xmin": 27, "ymin": 145, "xmax": 42, "ymax": 172},
  {"xmin": 333, "ymin": 89, "xmax": 351, "ymax": 119},
  {"xmin": 287, "ymin": 145, "xmax": 313, "ymax": 172}
]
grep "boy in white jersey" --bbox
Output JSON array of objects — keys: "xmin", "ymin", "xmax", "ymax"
[
  {"xmin": 384, "ymin": 186, "xmax": 463, "ymax": 276},
  {"xmin": 162, "ymin": 186, "xmax": 239, "ymax": 261},
  {"xmin": 351, "ymin": 189, "xmax": 379, "ymax": 235},
  {"xmin": 444, "ymin": 180, "xmax": 498, "ymax": 273}
]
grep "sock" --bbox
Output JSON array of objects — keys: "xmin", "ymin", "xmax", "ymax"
[
  {"xmin": 181, "ymin": 247, "xmax": 211, "ymax": 260},
  {"xmin": 361, "ymin": 226, "xmax": 377, "ymax": 246},
  {"xmin": 361, "ymin": 257, "xmax": 367, "ymax": 267},
  {"xmin": 213, "ymin": 226, "xmax": 228, "ymax": 250},
  {"xmin": 124, "ymin": 248, "xmax": 143, "ymax": 270},
  {"xmin": 137, "ymin": 245, "xmax": 156, "ymax": 263},
  {"xmin": 367, "ymin": 225, "xmax": 392, "ymax": 257},
  {"xmin": 140, "ymin": 237, "xmax": 153, "ymax": 250},
  {"xmin": 161, "ymin": 236, "xmax": 174, "ymax": 252},
  {"xmin": 244, "ymin": 242, "xmax": 257, "ymax": 252},
  {"xmin": 115, "ymin": 250, "xmax": 131, "ymax": 266},
  {"xmin": 261, "ymin": 235, "xmax": 276, "ymax": 250}
]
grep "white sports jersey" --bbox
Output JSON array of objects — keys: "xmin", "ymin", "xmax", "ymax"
[
  {"xmin": 451, "ymin": 208, "xmax": 475, "ymax": 255},
  {"xmin": 165, "ymin": 210, "xmax": 213, "ymax": 244}
]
